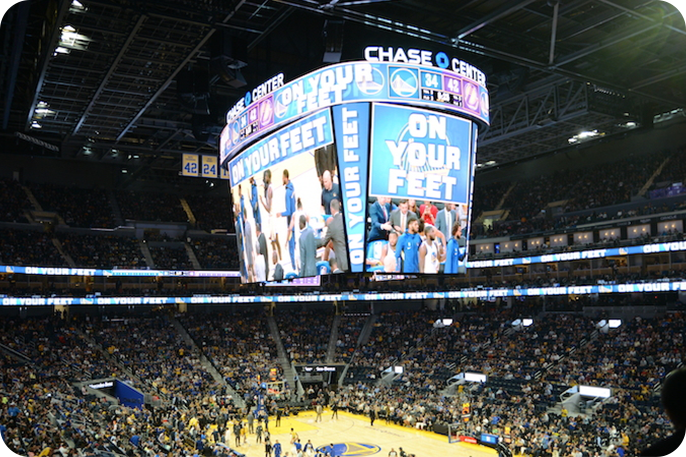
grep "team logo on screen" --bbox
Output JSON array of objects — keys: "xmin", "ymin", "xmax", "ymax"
[
  {"xmin": 389, "ymin": 67, "xmax": 419, "ymax": 98},
  {"xmin": 316, "ymin": 443, "xmax": 381, "ymax": 456},
  {"xmin": 464, "ymin": 82, "xmax": 479, "ymax": 111},
  {"xmin": 260, "ymin": 98, "xmax": 274, "ymax": 127},
  {"xmin": 356, "ymin": 66, "xmax": 385, "ymax": 95},
  {"xmin": 274, "ymin": 91, "xmax": 290, "ymax": 119}
]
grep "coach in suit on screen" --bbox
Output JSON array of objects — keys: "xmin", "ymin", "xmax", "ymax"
[
  {"xmin": 436, "ymin": 203, "xmax": 458, "ymax": 243},
  {"xmin": 368, "ymin": 196, "xmax": 393, "ymax": 242},
  {"xmin": 389, "ymin": 199, "xmax": 416, "ymax": 234},
  {"xmin": 317, "ymin": 199, "xmax": 348, "ymax": 272},
  {"xmin": 299, "ymin": 215, "xmax": 317, "ymax": 277}
]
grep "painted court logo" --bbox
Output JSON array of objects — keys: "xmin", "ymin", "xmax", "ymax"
[{"xmin": 316, "ymin": 442, "xmax": 381, "ymax": 456}]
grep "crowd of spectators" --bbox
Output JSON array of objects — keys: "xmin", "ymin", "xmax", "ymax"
[
  {"xmin": 178, "ymin": 311, "xmax": 283, "ymax": 399},
  {"xmin": 335, "ymin": 310, "xmax": 683, "ymax": 457},
  {"xmin": 562, "ymin": 151, "xmax": 669, "ymax": 213},
  {"xmin": 185, "ymin": 195, "xmax": 236, "ymax": 232},
  {"xmin": 0, "ymin": 229, "xmax": 67, "ymax": 267},
  {"xmin": 276, "ymin": 309, "xmax": 333, "ymax": 365},
  {"xmin": 0, "ymin": 307, "xmax": 682, "ymax": 457},
  {"xmin": 148, "ymin": 244, "xmax": 194, "ymax": 270},
  {"xmin": 30, "ymin": 183, "xmax": 116, "ymax": 228},
  {"xmin": 650, "ymin": 144, "xmax": 686, "ymax": 189},
  {"xmin": 470, "ymin": 148, "xmax": 684, "ymax": 240},
  {"xmin": 471, "ymin": 180, "xmax": 511, "ymax": 218},
  {"xmin": 334, "ymin": 314, "xmax": 368, "ymax": 363},
  {"xmin": 0, "ymin": 313, "xmax": 253, "ymax": 457},
  {"xmin": 190, "ymin": 237, "xmax": 240, "ymax": 270},
  {"xmin": 82, "ymin": 316, "xmax": 220, "ymax": 399},
  {"xmin": 0, "ymin": 178, "xmax": 30, "ymax": 223},
  {"xmin": 116, "ymin": 191, "xmax": 188, "ymax": 223},
  {"xmin": 58, "ymin": 233, "xmax": 148, "ymax": 269}
]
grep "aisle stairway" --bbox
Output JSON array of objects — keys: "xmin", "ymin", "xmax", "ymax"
[
  {"xmin": 139, "ymin": 240, "xmax": 155, "ymax": 267},
  {"xmin": 338, "ymin": 313, "xmax": 377, "ymax": 385},
  {"xmin": 325, "ymin": 314, "xmax": 341, "ymax": 363},
  {"xmin": 267, "ymin": 315, "xmax": 304, "ymax": 401},
  {"xmin": 184, "ymin": 241, "xmax": 202, "ymax": 269},
  {"xmin": 169, "ymin": 316, "xmax": 245, "ymax": 408}
]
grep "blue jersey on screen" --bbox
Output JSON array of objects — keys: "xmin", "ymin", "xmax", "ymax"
[{"xmin": 396, "ymin": 232, "xmax": 422, "ymax": 273}]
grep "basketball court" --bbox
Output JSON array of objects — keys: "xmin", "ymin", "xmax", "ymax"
[{"xmin": 234, "ymin": 409, "xmax": 497, "ymax": 457}]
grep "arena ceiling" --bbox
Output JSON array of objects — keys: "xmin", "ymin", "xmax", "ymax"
[{"xmin": 1, "ymin": 0, "xmax": 685, "ymax": 189}]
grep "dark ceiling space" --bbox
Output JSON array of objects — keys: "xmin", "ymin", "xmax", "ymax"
[{"xmin": 1, "ymin": 0, "xmax": 684, "ymax": 190}]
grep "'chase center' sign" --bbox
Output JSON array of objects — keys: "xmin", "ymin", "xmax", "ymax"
[{"xmin": 220, "ymin": 46, "xmax": 489, "ymax": 165}]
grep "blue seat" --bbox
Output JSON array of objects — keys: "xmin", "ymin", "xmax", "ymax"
[
  {"xmin": 316, "ymin": 260, "xmax": 331, "ymax": 275},
  {"xmin": 366, "ymin": 240, "xmax": 387, "ymax": 272}
]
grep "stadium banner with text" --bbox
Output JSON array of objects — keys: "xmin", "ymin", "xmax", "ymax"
[
  {"xmin": 369, "ymin": 104, "xmax": 472, "ymax": 204},
  {"xmin": 182, "ymin": 153, "xmax": 199, "ymax": 177},
  {"xmin": 4, "ymin": 280, "xmax": 686, "ymax": 306},
  {"xmin": 4, "ymin": 239, "xmax": 686, "ymax": 279},
  {"xmin": 202, "ymin": 155, "xmax": 218, "ymax": 178},
  {"xmin": 114, "ymin": 380, "xmax": 145, "ymax": 409},
  {"xmin": 332, "ymin": 103, "xmax": 370, "ymax": 273},
  {"xmin": 220, "ymin": 60, "xmax": 490, "ymax": 166}
]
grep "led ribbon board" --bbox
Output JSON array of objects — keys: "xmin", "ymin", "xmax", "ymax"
[
  {"xmin": 222, "ymin": 56, "xmax": 488, "ymax": 282},
  {"xmin": 220, "ymin": 60, "xmax": 490, "ymax": 165}
]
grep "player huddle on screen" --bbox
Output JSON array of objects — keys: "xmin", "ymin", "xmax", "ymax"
[
  {"xmin": 366, "ymin": 198, "xmax": 466, "ymax": 274},
  {"xmin": 233, "ymin": 152, "xmax": 348, "ymax": 282}
]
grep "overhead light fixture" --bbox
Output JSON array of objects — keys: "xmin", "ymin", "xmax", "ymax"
[
  {"xmin": 578, "ymin": 130, "xmax": 599, "ymax": 139},
  {"xmin": 568, "ymin": 129, "xmax": 604, "ymax": 144},
  {"xmin": 485, "ymin": 160, "xmax": 496, "ymax": 166},
  {"xmin": 71, "ymin": 0, "xmax": 84, "ymax": 8},
  {"xmin": 31, "ymin": 121, "xmax": 42, "ymax": 129},
  {"xmin": 54, "ymin": 46, "xmax": 70, "ymax": 55},
  {"xmin": 121, "ymin": 169, "xmax": 128, "ymax": 173}
]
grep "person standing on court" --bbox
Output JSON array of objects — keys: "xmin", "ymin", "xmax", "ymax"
[
  {"xmin": 315, "ymin": 403, "xmax": 323, "ymax": 422},
  {"xmin": 369, "ymin": 408, "xmax": 376, "ymax": 426},
  {"xmin": 256, "ymin": 422, "xmax": 263, "ymax": 443},
  {"xmin": 331, "ymin": 402, "xmax": 339, "ymax": 420},
  {"xmin": 273, "ymin": 439, "xmax": 282, "ymax": 457},
  {"xmin": 641, "ymin": 367, "xmax": 686, "ymax": 456}
]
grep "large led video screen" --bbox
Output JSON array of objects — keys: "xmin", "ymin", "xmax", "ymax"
[{"xmin": 223, "ymin": 58, "xmax": 485, "ymax": 283}]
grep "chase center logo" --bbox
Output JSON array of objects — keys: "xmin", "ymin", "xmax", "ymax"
[{"xmin": 316, "ymin": 442, "xmax": 381, "ymax": 456}]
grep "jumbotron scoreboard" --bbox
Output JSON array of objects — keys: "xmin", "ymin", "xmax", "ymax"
[{"xmin": 220, "ymin": 46, "xmax": 489, "ymax": 283}]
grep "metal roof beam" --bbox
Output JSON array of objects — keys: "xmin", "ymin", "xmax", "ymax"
[
  {"xmin": 598, "ymin": 0, "xmax": 686, "ymax": 37},
  {"xmin": 77, "ymin": 15, "xmax": 145, "ymax": 135},
  {"xmin": 454, "ymin": 0, "xmax": 539, "ymax": 41},
  {"xmin": 25, "ymin": 0, "xmax": 72, "ymax": 131},
  {"xmin": 115, "ymin": 1, "xmax": 248, "ymax": 142}
]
